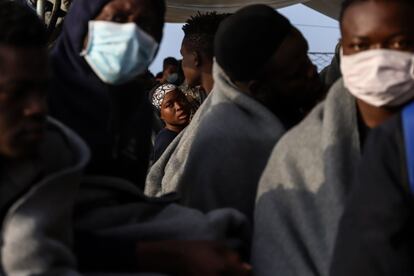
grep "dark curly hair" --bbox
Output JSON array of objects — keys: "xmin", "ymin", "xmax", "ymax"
[
  {"xmin": 163, "ymin": 57, "xmax": 179, "ymax": 71},
  {"xmin": 340, "ymin": 0, "xmax": 414, "ymax": 24},
  {"xmin": 182, "ymin": 11, "xmax": 231, "ymax": 59},
  {"xmin": 0, "ymin": 0, "xmax": 47, "ymax": 47}
]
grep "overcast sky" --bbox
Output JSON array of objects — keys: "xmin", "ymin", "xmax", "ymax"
[{"xmin": 149, "ymin": 3, "xmax": 340, "ymax": 74}]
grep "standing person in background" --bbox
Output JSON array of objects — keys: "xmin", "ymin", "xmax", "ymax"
[
  {"xmin": 160, "ymin": 56, "xmax": 180, "ymax": 85},
  {"xmin": 0, "ymin": 1, "xmax": 89, "ymax": 274},
  {"xmin": 180, "ymin": 12, "xmax": 230, "ymax": 109},
  {"xmin": 48, "ymin": 0, "xmax": 164, "ymax": 187},
  {"xmin": 147, "ymin": 11, "xmax": 231, "ymax": 166},
  {"xmin": 319, "ymin": 42, "xmax": 342, "ymax": 92},
  {"xmin": 253, "ymin": 0, "xmax": 414, "ymax": 275},
  {"xmin": 151, "ymin": 84, "xmax": 191, "ymax": 162},
  {"xmin": 155, "ymin": 71, "xmax": 163, "ymax": 82}
]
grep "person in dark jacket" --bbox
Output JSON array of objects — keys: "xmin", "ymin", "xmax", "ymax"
[
  {"xmin": 159, "ymin": 57, "xmax": 180, "ymax": 85},
  {"xmin": 330, "ymin": 109, "xmax": 414, "ymax": 276},
  {"xmin": 48, "ymin": 0, "xmax": 164, "ymax": 188},
  {"xmin": 151, "ymin": 83, "xmax": 191, "ymax": 162},
  {"xmin": 319, "ymin": 42, "xmax": 341, "ymax": 92}
]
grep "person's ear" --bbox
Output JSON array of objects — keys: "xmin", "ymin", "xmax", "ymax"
[
  {"xmin": 192, "ymin": 51, "xmax": 201, "ymax": 68},
  {"xmin": 158, "ymin": 107, "xmax": 165, "ymax": 120}
]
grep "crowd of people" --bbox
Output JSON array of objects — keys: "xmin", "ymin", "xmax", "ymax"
[{"xmin": 0, "ymin": 0, "xmax": 414, "ymax": 275}]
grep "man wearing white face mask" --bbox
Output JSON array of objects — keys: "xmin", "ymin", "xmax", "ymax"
[
  {"xmin": 252, "ymin": 0, "xmax": 414, "ymax": 275},
  {"xmin": 329, "ymin": 1, "xmax": 414, "ymax": 275},
  {"xmin": 49, "ymin": 0, "xmax": 164, "ymax": 187}
]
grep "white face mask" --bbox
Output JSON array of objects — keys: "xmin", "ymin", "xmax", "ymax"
[
  {"xmin": 340, "ymin": 49, "xmax": 414, "ymax": 107},
  {"xmin": 81, "ymin": 21, "xmax": 158, "ymax": 85}
]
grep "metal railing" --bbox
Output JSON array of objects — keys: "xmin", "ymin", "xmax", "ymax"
[{"xmin": 308, "ymin": 52, "xmax": 335, "ymax": 72}]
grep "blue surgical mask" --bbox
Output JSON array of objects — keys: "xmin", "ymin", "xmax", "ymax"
[
  {"xmin": 166, "ymin": 73, "xmax": 179, "ymax": 84},
  {"xmin": 81, "ymin": 21, "xmax": 158, "ymax": 85}
]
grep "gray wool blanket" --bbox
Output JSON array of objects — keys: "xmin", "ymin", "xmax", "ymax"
[
  {"xmin": 252, "ymin": 80, "xmax": 361, "ymax": 276},
  {"xmin": 73, "ymin": 176, "xmax": 250, "ymax": 276},
  {"xmin": 145, "ymin": 62, "xmax": 285, "ymax": 221},
  {"xmin": 1, "ymin": 118, "xmax": 90, "ymax": 276},
  {"xmin": 75, "ymin": 176, "xmax": 250, "ymax": 276},
  {"xmin": 75, "ymin": 175, "xmax": 250, "ymax": 248}
]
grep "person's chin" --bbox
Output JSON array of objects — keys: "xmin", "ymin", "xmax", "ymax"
[{"xmin": 172, "ymin": 120, "xmax": 187, "ymax": 127}]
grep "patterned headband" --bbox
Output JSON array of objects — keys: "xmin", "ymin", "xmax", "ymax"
[{"xmin": 151, "ymin": 84, "xmax": 178, "ymax": 110}]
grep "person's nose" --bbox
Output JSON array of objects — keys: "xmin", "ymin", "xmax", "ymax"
[
  {"xmin": 370, "ymin": 43, "xmax": 383, "ymax": 50},
  {"xmin": 175, "ymin": 101, "xmax": 183, "ymax": 111}
]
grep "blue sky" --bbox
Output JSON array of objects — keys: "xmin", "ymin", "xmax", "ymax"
[{"xmin": 149, "ymin": 3, "xmax": 340, "ymax": 74}]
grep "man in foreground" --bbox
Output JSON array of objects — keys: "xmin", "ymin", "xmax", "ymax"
[{"xmin": 0, "ymin": 1, "xmax": 89, "ymax": 274}]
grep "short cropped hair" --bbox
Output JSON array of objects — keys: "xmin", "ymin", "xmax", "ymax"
[
  {"xmin": 163, "ymin": 57, "xmax": 179, "ymax": 71},
  {"xmin": 340, "ymin": 0, "xmax": 414, "ymax": 24},
  {"xmin": 182, "ymin": 12, "xmax": 230, "ymax": 59}
]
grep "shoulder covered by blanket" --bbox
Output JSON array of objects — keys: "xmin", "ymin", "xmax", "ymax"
[
  {"xmin": 145, "ymin": 61, "xmax": 285, "ymax": 219},
  {"xmin": 2, "ymin": 118, "xmax": 90, "ymax": 276},
  {"xmin": 252, "ymin": 79, "xmax": 362, "ymax": 276}
]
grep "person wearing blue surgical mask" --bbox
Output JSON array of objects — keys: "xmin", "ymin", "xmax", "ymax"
[
  {"xmin": 47, "ymin": 1, "xmax": 253, "ymax": 275},
  {"xmin": 159, "ymin": 57, "xmax": 181, "ymax": 85},
  {"xmin": 48, "ymin": 0, "xmax": 164, "ymax": 186},
  {"xmin": 81, "ymin": 0, "xmax": 160, "ymax": 85}
]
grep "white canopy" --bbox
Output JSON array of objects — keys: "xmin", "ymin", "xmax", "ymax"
[{"xmin": 165, "ymin": 0, "xmax": 342, "ymax": 22}]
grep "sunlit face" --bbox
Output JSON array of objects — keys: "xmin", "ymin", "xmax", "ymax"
[
  {"xmin": 180, "ymin": 40, "xmax": 201, "ymax": 88},
  {"xmin": 160, "ymin": 89, "xmax": 191, "ymax": 127},
  {"xmin": 341, "ymin": 1, "xmax": 414, "ymax": 55},
  {"xmin": 94, "ymin": 0, "xmax": 163, "ymax": 42},
  {"xmin": 0, "ymin": 45, "xmax": 48, "ymax": 158}
]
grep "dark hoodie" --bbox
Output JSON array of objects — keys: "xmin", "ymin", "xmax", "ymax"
[{"xmin": 48, "ymin": 0, "xmax": 152, "ymax": 188}]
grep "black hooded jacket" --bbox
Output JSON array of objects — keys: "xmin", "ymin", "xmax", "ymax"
[
  {"xmin": 48, "ymin": 0, "xmax": 152, "ymax": 188},
  {"xmin": 330, "ymin": 114, "xmax": 414, "ymax": 275}
]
